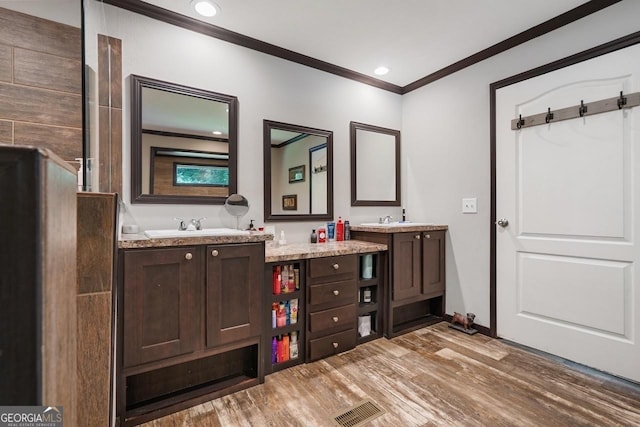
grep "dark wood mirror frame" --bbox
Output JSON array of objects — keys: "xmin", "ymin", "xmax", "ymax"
[
  {"xmin": 130, "ymin": 74, "xmax": 238, "ymax": 204},
  {"xmin": 350, "ymin": 121, "xmax": 401, "ymax": 206},
  {"xmin": 263, "ymin": 120, "xmax": 334, "ymax": 221}
]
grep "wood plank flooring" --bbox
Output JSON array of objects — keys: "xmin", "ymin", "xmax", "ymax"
[{"xmin": 142, "ymin": 322, "xmax": 640, "ymax": 426}]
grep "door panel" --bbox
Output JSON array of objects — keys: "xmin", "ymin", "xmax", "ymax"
[
  {"xmin": 392, "ymin": 233, "xmax": 422, "ymax": 300},
  {"xmin": 123, "ymin": 247, "xmax": 201, "ymax": 367},
  {"xmin": 496, "ymin": 43, "xmax": 640, "ymax": 382},
  {"xmin": 206, "ymin": 243, "xmax": 263, "ymax": 347},
  {"xmin": 422, "ymin": 231, "xmax": 445, "ymax": 296}
]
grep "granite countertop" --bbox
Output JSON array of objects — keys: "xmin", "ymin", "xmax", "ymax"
[
  {"xmin": 265, "ymin": 240, "xmax": 387, "ymax": 263},
  {"xmin": 118, "ymin": 232, "xmax": 273, "ymax": 249},
  {"xmin": 349, "ymin": 223, "xmax": 448, "ymax": 233}
]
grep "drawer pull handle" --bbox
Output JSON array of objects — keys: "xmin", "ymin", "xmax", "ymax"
[
  {"xmin": 333, "ymin": 263, "xmax": 339, "ymax": 270},
  {"xmin": 333, "ymin": 290, "xmax": 340, "ymax": 296},
  {"xmin": 211, "ymin": 250, "xmax": 219, "ymax": 257},
  {"xmin": 332, "ymin": 316, "xmax": 339, "ymax": 323},
  {"xmin": 185, "ymin": 252, "xmax": 193, "ymax": 260},
  {"xmin": 425, "ymin": 234, "xmax": 431, "ymax": 239},
  {"xmin": 332, "ymin": 342, "xmax": 339, "ymax": 349},
  {"xmin": 415, "ymin": 234, "xmax": 421, "ymax": 240}
]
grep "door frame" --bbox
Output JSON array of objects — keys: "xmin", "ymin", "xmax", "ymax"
[{"xmin": 488, "ymin": 30, "xmax": 640, "ymax": 338}]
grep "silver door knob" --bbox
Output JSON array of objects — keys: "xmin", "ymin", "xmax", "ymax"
[
  {"xmin": 211, "ymin": 250, "xmax": 219, "ymax": 257},
  {"xmin": 185, "ymin": 252, "xmax": 193, "ymax": 260},
  {"xmin": 332, "ymin": 316, "xmax": 339, "ymax": 323},
  {"xmin": 332, "ymin": 342, "xmax": 339, "ymax": 349},
  {"xmin": 496, "ymin": 218, "xmax": 509, "ymax": 227},
  {"xmin": 333, "ymin": 290, "xmax": 339, "ymax": 296},
  {"xmin": 333, "ymin": 263, "xmax": 339, "ymax": 270}
]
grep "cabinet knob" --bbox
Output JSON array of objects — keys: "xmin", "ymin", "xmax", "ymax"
[
  {"xmin": 332, "ymin": 316, "xmax": 339, "ymax": 323},
  {"xmin": 333, "ymin": 290, "xmax": 340, "ymax": 296},
  {"xmin": 332, "ymin": 342, "xmax": 339, "ymax": 349},
  {"xmin": 211, "ymin": 250, "xmax": 219, "ymax": 257},
  {"xmin": 425, "ymin": 234, "xmax": 431, "ymax": 239},
  {"xmin": 333, "ymin": 263, "xmax": 339, "ymax": 270},
  {"xmin": 185, "ymin": 252, "xmax": 193, "ymax": 260},
  {"xmin": 415, "ymin": 234, "xmax": 421, "ymax": 240}
]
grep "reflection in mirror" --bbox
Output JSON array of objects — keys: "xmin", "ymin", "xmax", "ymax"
[
  {"xmin": 350, "ymin": 121, "xmax": 401, "ymax": 206},
  {"xmin": 131, "ymin": 75, "xmax": 238, "ymax": 204},
  {"xmin": 264, "ymin": 120, "xmax": 333, "ymax": 221}
]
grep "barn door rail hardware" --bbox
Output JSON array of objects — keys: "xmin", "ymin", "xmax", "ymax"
[{"xmin": 511, "ymin": 91, "xmax": 639, "ymax": 130}]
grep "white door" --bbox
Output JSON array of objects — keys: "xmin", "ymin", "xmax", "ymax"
[{"xmin": 496, "ymin": 44, "xmax": 640, "ymax": 382}]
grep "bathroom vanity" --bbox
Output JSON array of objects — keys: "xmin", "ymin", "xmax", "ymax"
[
  {"xmin": 116, "ymin": 233, "xmax": 270, "ymax": 426},
  {"xmin": 117, "ymin": 234, "xmax": 386, "ymax": 425},
  {"xmin": 350, "ymin": 224, "xmax": 448, "ymax": 338}
]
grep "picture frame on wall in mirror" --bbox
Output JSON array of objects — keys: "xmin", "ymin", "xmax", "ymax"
[
  {"xmin": 288, "ymin": 165, "xmax": 305, "ymax": 183},
  {"xmin": 282, "ymin": 194, "xmax": 297, "ymax": 210}
]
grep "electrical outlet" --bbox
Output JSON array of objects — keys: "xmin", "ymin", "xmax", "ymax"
[{"xmin": 462, "ymin": 197, "xmax": 477, "ymax": 214}]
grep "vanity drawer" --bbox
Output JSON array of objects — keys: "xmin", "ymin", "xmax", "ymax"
[
  {"xmin": 308, "ymin": 279, "xmax": 357, "ymax": 306},
  {"xmin": 308, "ymin": 329, "xmax": 356, "ymax": 361},
  {"xmin": 308, "ymin": 304, "xmax": 356, "ymax": 333},
  {"xmin": 308, "ymin": 255, "xmax": 357, "ymax": 284}
]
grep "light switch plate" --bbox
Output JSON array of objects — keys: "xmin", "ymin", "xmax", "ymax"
[{"xmin": 462, "ymin": 197, "xmax": 477, "ymax": 213}]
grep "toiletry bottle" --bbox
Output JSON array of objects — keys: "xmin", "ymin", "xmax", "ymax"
[
  {"xmin": 272, "ymin": 336, "xmax": 277, "ymax": 364},
  {"xmin": 318, "ymin": 227, "xmax": 327, "ymax": 243},
  {"xmin": 282, "ymin": 265, "xmax": 289, "ymax": 293},
  {"xmin": 344, "ymin": 220, "xmax": 350, "ymax": 240},
  {"xmin": 282, "ymin": 334, "xmax": 290, "ymax": 362},
  {"xmin": 336, "ymin": 217, "xmax": 344, "ymax": 241},
  {"xmin": 402, "ymin": 208, "xmax": 406, "ymax": 222},
  {"xmin": 273, "ymin": 266, "xmax": 281, "ymax": 295},
  {"xmin": 276, "ymin": 336, "xmax": 283, "ymax": 363},
  {"xmin": 363, "ymin": 287, "xmax": 372, "ymax": 303},
  {"xmin": 290, "ymin": 298, "xmax": 298, "ymax": 324},
  {"xmin": 287, "ymin": 265, "xmax": 294, "ymax": 292},
  {"xmin": 279, "ymin": 230, "xmax": 287, "ymax": 245},
  {"xmin": 285, "ymin": 301, "xmax": 290, "ymax": 325},
  {"xmin": 290, "ymin": 331, "xmax": 299, "ymax": 359},
  {"xmin": 327, "ymin": 222, "xmax": 335, "ymax": 241},
  {"xmin": 294, "ymin": 268, "xmax": 300, "ymax": 289},
  {"xmin": 310, "ymin": 229, "xmax": 317, "ymax": 243}
]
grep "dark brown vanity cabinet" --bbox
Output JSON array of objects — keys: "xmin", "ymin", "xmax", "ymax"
[
  {"xmin": 122, "ymin": 247, "xmax": 202, "ymax": 367},
  {"xmin": 351, "ymin": 229, "xmax": 446, "ymax": 338},
  {"xmin": 118, "ymin": 242, "xmax": 264, "ymax": 426},
  {"xmin": 306, "ymin": 255, "xmax": 358, "ymax": 361}
]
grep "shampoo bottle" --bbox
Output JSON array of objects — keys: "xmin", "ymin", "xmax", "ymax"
[
  {"xmin": 282, "ymin": 265, "xmax": 289, "ymax": 293},
  {"xmin": 273, "ymin": 266, "xmax": 281, "ymax": 295},
  {"xmin": 271, "ymin": 337, "xmax": 277, "ymax": 364}
]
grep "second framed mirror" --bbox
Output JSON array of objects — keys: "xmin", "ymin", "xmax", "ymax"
[
  {"xmin": 264, "ymin": 120, "xmax": 333, "ymax": 221},
  {"xmin": 350, "ymin": 121, "xmax": 401, "ymax": 206}
]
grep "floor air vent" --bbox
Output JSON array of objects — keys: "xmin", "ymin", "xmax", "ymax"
[{"xmin": 332, "ymin": 399, "xmax": 385, "ymax": 427}]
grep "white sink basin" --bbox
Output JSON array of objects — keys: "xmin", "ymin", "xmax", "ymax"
[
  {"xmin": 144, "ymin": 228, "xmax": 250, "ymax": 238},
  {"xmin": 359, "ymin": 222, "xmax": 434, "ymax": 227}
]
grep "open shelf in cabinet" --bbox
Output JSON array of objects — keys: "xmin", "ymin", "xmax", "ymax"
[
  {"xmin": 264, "ymin": 261, "xmax": 305, "ymax": 375},
  {"xmin": 124, "ymin": 344, "xmax": 259, "ymax": 419},
  {"xmin": 356, "ymin": 252, "xmax": 382, "ymax": 343},
  {"xmin": 390, "ymin": 296, "xmax": 443, "ymax": 336}
]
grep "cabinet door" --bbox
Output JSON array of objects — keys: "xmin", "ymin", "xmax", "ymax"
[
  {"xmin": 422, "ymin": 231, "xmax": 445, "ymax": 296},
  {"xmin": 123, "ymin": 247, "xmax": 201, "ymax": 367},
  {"xmin": 206, "ymin": 243, "xmax": 263, "ymax": 347},
  {"xmin": 392, "ymin": 233, "xmax": 423, "ymax": 301}
]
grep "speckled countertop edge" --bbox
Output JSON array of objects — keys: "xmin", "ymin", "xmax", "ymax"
[
  {"xmin": 265, "ymin": 240, "xmax": 388, "ymax": 263},
  {"xmin": 118, "ymin": 232, "xmax": 274, "ymax": 249},
  {"xmin": 349, "ymin": 224, "xmax": 448, "ymax": 233}
]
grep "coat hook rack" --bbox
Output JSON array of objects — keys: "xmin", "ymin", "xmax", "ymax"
[{"xmin": 511, "ymin": 90, "xmax": 639, "ymax": 130}]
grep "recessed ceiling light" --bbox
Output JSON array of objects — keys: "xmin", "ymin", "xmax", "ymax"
[
  {"xmin": 374, "ymin": 66, "xmax": 390, "ymax": 76},
  {"xmin": 191, "ymin": 0, "xmax": 220, "ymax": 17}
]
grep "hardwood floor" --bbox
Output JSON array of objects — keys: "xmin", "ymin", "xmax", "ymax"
[{"xmin": 143, "ymin": 322, "xmax": 640, "ymax": 426}]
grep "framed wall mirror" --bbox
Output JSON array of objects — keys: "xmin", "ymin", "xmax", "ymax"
[
  {"xmin": 264, "ymin": 120, "xmax": 333, "ymax": 221},
  {"xmin": 350, "ymin": 121, "xmax": 401, "ymax": 206},
  {"xmin": 130, "ymin": 75, "xmax": 238, "ymax": 204}
]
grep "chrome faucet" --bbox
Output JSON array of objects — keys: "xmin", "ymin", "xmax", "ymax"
[
  {"xmin": 190, "ymin": 217, "xmax": 206, "ymax": 230},
  {"xmin": 379, "ymin": 215, "xmax": 393, "ymax": 224},
  {"xmin": 174, "ymin": 217, "xmax": 188, "ymax": 231}
]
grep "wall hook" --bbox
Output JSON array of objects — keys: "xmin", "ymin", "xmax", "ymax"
[
  {"xmin": 617, "ymin": 91, "xmax": 627, "ymax": 109},
  {"xmin": 545, "ymin": 107, "xmax": 554, "ymax": 124},
  {"xmin": 579, "ymin": 100, "xmax": 587, "ymax": 117},
  {"xmin": 516, "ymin": 114, "xmax": 524, "ymax": 129}
]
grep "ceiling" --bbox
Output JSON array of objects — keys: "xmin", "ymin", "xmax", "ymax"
[{"xmin": 142, "ymin": 0, "xmax": 590, "ymax": 87}]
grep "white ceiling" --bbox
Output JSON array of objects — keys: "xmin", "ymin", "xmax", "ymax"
[{"xmin": 142, "ymin": 0, "xmax": 589, "ymax": 87}]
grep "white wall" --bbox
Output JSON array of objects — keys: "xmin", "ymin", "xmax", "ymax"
[
  {"xmin": 87, "ymin": 3, "xmax": 402, "ymax": 236},
  {"xmin": 402, "ymin": 1, "xmax": 640, "ymax": 327}
]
